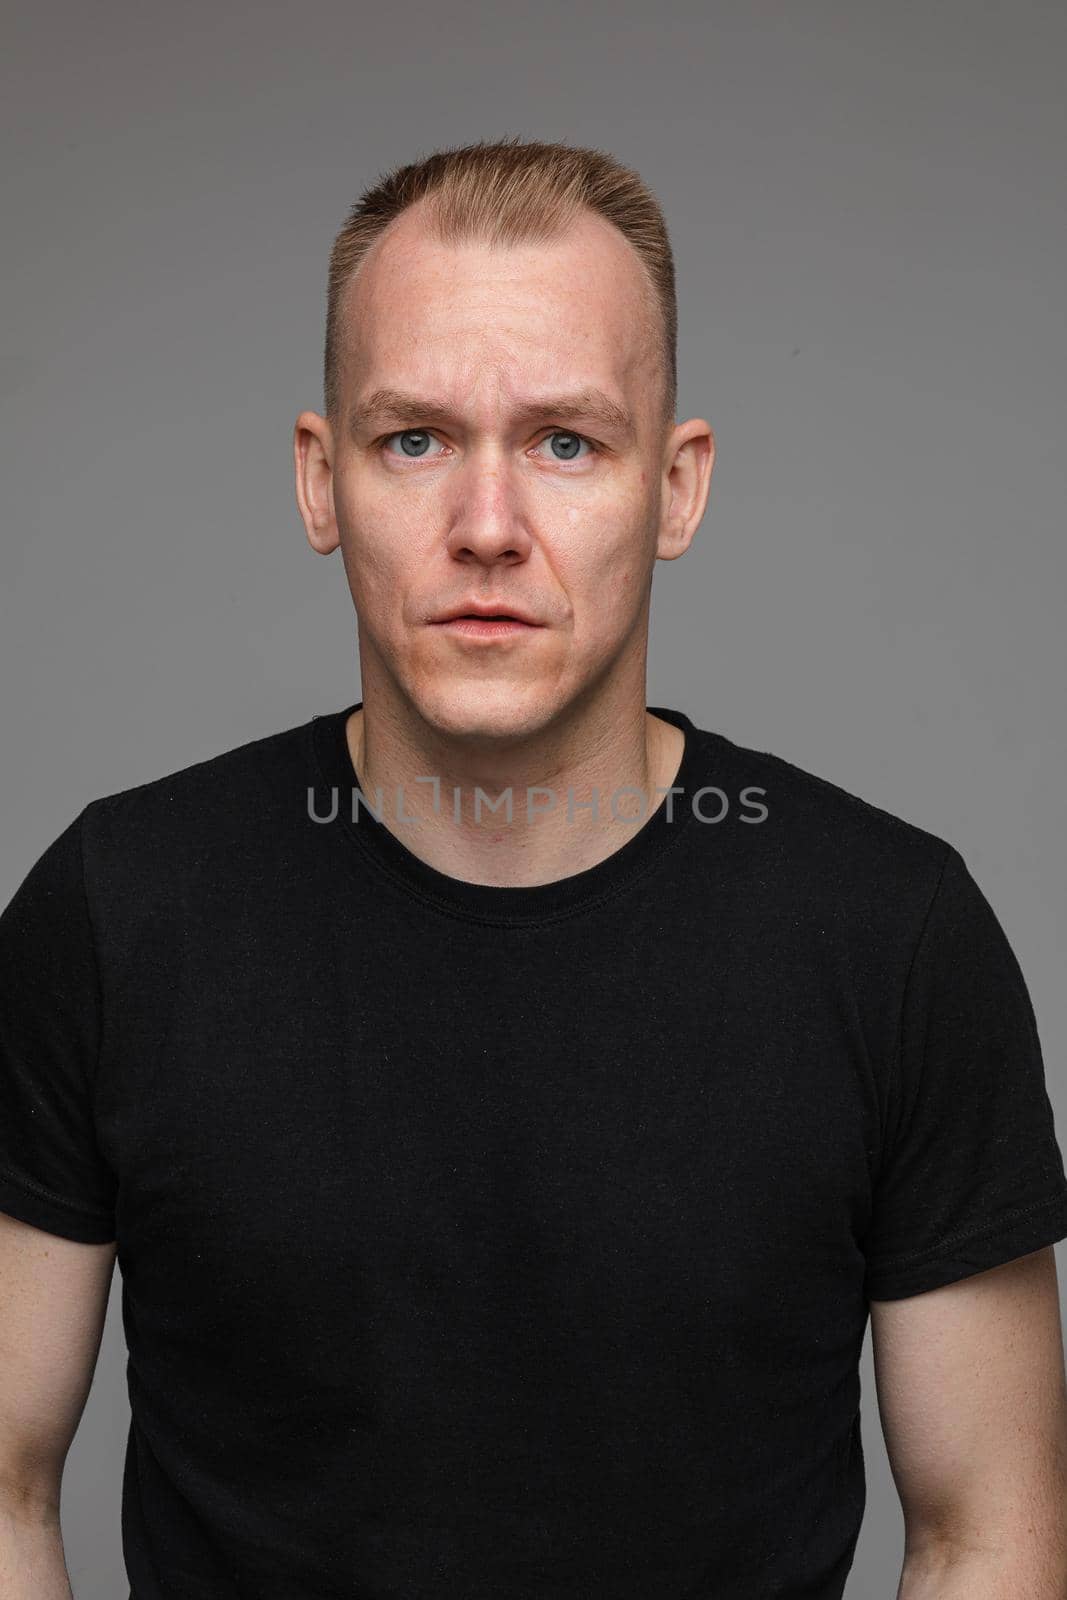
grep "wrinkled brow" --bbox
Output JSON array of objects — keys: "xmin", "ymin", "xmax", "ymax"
[{"xmin": 349, "ymin": 387, "xmax": 636, "ymax": 442}]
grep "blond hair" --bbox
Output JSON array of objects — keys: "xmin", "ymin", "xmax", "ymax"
[{"xmin": 323, "ymin": 136, "xmax": 677, "ymax": 427}]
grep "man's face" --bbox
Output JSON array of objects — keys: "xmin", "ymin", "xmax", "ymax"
[{"xmin": 302, "ymin": 201, "xmax": 708, "ymax": 744}]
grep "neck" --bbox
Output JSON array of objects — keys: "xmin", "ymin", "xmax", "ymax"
[{"xmin": 344, "ymin": 693, "xmax": 685, "ymax": 890}]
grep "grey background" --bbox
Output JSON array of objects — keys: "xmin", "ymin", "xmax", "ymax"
[{"xmin": 2, "ymin": 1, "xmax": 1065, "ymax": 1593}]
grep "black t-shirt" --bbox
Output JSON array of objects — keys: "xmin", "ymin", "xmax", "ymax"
[{"xmin": 2, "ymin": 701, "xmax": 1067, "ymax": 1600}]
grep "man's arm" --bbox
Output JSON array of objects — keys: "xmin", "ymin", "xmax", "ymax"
[
  {"xmin": 0, "ymin": 1209, "xmax": 116, "ymax": 1599},
  {"xmin": 870, "ymin": 1244, "xmax": 1067, "ymax": 1599}
]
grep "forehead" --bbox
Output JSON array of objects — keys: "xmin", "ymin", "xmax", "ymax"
[{"xmin": 338, "ymin": 202, "xmax": 660, "ymax": 408}]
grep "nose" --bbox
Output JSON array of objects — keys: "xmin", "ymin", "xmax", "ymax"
[{"xmin": 444, "ymin": 447, "xmax": 534, "ymax": 566}]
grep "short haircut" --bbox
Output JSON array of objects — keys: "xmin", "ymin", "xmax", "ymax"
[{"xmin": 323, "ymin": 136, "xmax": 677, "ymax": 429}]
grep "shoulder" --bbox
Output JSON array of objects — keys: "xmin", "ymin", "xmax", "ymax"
[
  {"xmin": 76, "ymin": 711, "xmax": 318, "ymax": 892},
  {"xmin": 685, "ymin": 718, "xmax": 958, "ymax": 936}
]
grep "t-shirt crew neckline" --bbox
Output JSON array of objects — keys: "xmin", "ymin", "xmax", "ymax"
[{"xmin": 310, "ymin": 700, "xmax": 704, "ymax": 926}]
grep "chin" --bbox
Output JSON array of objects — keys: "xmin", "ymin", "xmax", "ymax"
[{"xmin": 407, "ymin": 678, "xmax": 556, "ymax": 744}]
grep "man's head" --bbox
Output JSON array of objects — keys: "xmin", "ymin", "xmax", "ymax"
[{"xmin": 295, "ymin": 137, "xmax": 713, "ymax": 745}]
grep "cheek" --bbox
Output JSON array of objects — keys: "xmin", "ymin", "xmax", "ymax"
[
  {"xmin": 566, "ymin": 561, "xmax": 646, "ymax": 646},
  {"xmin": 554, "ymin": 497, "xmax": 648, "ymax": 592},
  {"xmin": 337, "ymin": 483, "xmax": 428, "ymax": 580}
]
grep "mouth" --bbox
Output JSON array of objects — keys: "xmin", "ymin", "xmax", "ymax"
[{"xmin": 432, "ymin": 614, "xmax": 541, "ymax": 638}]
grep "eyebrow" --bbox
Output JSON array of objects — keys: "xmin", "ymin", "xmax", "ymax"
[{"xmin": 348, "ymin": 386, "xmax": 636, "ymax": 443}]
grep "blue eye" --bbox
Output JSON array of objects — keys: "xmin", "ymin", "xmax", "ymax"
[
  {"xmin": 539, "ymin": 431, "xmax": 591, "ymax": 461},
  {"xmin": 383, "ymin": 430, "xmax": 444, "ymax": 459},
  {"xmin": 380, "ymin": 429, "xmax": 595, "ymax": 463}
]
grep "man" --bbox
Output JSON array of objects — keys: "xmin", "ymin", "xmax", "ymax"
[{"xmin": 2, "ymin": 136, "xmax": 1066, "ymax": 1600}]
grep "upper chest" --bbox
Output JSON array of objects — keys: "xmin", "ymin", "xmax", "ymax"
[{"xmin": 97, "ymin": 891, "xmax": 885, "ymax": 1325}]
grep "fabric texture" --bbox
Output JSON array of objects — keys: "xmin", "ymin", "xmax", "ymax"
[{"xmin": 1, "ymin": 700, "xmax": 1066, "ymax": 1599}]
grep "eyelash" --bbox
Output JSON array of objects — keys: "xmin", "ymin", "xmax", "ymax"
[{"xmin": 378, "ymin": 429, "xmax": 601, "ymax": 463}]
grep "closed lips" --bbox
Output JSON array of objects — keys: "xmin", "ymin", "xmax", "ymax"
[{"xmin": 432, "ymin": 604, "xmax": 543, "ymax": 625}]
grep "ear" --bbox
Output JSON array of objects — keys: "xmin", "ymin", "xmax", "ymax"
[
  {"xmin": 294, "ymin": 410, "xmax": 340, "ymax": 555},
  {"xmin": 656, "ymin": 418, "xmax": 715, "ymax": 561}
]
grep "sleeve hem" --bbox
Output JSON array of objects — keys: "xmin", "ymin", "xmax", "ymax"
[
  {"xmin": 865, "ymin": 1185, "xmax": 1067, "ymax": 1301},
  {"xmin": 0, "ymin": 1165, "xmax": 116, "ymax": 1244}
]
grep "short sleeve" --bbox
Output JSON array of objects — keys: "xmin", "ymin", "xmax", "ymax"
[
  {"xmin": 0, "ymin": 806, "xmax": 117, "ymax": 1242},
  {"xmin": 864, "ymin": 844, "xmax": 1067, "ymax": 1300}
]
